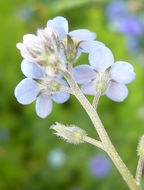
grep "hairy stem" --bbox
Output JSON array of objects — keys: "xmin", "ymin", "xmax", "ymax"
[
  {"xmin": 83, "ymin": 136, "xmax": 104, "ymax": 150},
  {"xmin": 60, "ymin": 86, "xmax": 74, "ymax": 94},
  {"xmin": 136, "ymin": 157, "xmax": 144, "ymax": 188},
  {"xmin": 68, "ymin": 62, "xmax": 73, "ymax": 74},
  {"xmin": 62, "ymin": 70, "xmax": 139, "ymax": 190}
]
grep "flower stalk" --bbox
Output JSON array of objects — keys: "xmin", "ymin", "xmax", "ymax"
[
  {"xmin": 62, "ymin": 69, "xmax": 140, "ymax": 190},
  {"xmin": 136, "ymin": 157, "xmax": 144, "ymax": 188},
  {"xmin": 83, "ymin": 136, "xmax": 104, "ymax": 150},
  {"xmin": 92, "ymin": 91, "xmax": 101, "ymax": 110}
]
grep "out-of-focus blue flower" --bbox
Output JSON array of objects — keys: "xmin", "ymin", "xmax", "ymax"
[
  {"xmin": 119, "ymin": 16, "xmax": 143, "ymax": 37},
  {"xmin": 17, "ymin": 7, "xmax": 34, "ymax": 22},
  {"xmin": 0, "ymin": 128, "xmax": 10, "ymax": 142},
  {"xmin": 107, "ymin": 19, "xmax": 123, "ymax": 32},
  {"xmin": 14, "ymin": 60, "xmax": 70, "ymax": 118},
  {"xmin": 47, "ymin": 148, "xmax": 66, "ymax": 168},
  {"xmin": 105, "ymin": 1, "xmax": 127, "ymax": 20},
  {"xmin": 139, "ymin": 12, "xmax": 144, "ymax": 28},
  {"xmin": 73, "ymin": 46, "xmax": 136, "ymax": 102},
  {"xmin": 88, "ymin": 154, "xmax": 111, "ymax": 178},
  {"xmin": 126, "ymin": 36, "xmax": 141, "ymax": 54}
]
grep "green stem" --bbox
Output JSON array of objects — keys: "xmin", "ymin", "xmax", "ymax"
[
  {"xmin": 136, "ymin": 157, "xmax": 144, "ymax": 188},
  {"xmin": 62, "ymin": 70, "xmax": 139, "ymax": 190}
]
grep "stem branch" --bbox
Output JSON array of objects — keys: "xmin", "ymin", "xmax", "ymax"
[
  {"xmin": 62, "ymin": 70, "xmax": 139, "ymax": 190},
  {"xmin": 83, "ymin": 136, "xmax": 104, "ymax": 150},
  {"xmin": 60, "ymin": 86, "xmax": 74, "ymax": 94}
]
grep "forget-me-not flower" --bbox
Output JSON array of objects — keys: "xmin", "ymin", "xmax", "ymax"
[
  {"xmin": 73, "ymin": 46, "xmax": 136, "ymax": 102},
  {"xmin": 47, "ymin": 16, "xmax": 104, "ymax": 62},
  {"xmin": 14, "ymin": 59, "xmax": 70, "ymax": 118}
]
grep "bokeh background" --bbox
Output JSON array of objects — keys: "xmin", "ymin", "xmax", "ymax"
[{"xmin": 0, "ymin": 0, "xmax": 144, "ymax": 189}]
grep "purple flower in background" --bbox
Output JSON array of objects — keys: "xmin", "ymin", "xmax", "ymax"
[
  {"xmin": 120, "ymin": 16, "xmax": 143, "ymax": 37},
  {"xmin": 126, "ymin": 36, "xmax": 141, "ymax": 54},
  {"xmin": 105, "ymin": 1, "xmax": 127, "ymax": 20},
  {"xmin": 0, "ymin": 128, "xmax": 10, "ymax": 142},
  {"xmin": 88, "ymin": 154, "xmax": 111, "ymax": 178}
]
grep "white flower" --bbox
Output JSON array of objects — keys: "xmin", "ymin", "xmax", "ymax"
[
  {"xmin": 73, "ymin": 46, "xmax": 136, "ymax": 102},
  {"xmin": 47, "ymin": 16, "xmax": 104, "ymax": 62},
  {"xmin": 14, "ymin": 59, "xmax": 70, "ymax": 118}
]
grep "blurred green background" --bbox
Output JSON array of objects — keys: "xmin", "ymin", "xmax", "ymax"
[{"xmin": 0, "ymin": 0, "xmax": 144, "ymax": 189}]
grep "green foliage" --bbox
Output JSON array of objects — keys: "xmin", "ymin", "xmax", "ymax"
[{"xmin": 0, "ymin": 0, "xmax": 144, "ymax": 189}]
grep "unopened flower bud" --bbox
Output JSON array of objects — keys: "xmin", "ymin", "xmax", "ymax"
[
  {"xmin": 63, "ymin": 35, "xmax": 80, "ymax": 62},
  {"xmin": 50, "ymin": 122, "xmax": 87, "ymax": 144},
  {"xmin": 137, "ymin": 135, "xmax": 144, "ymax": 158}
]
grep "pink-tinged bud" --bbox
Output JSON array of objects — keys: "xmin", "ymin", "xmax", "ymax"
[{"xmin": 16, "ymin": 27, "xmax": 65, "ymax": 73}]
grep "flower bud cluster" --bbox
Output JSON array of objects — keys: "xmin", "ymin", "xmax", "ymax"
[
  {"xmin": 17, "ymin": 28, "xmax": 66, "ymax": 76},
  {"xmin": 15, "ymin": 16, "xmax": 136, "ymax": 119}
]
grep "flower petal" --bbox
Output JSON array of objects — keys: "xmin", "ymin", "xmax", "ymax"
[
  {"xmin": 59, "ymin": 78, "xmax": 69, "ymax": 87},
  {"xmin": 76, "ymin": 48, "xmax": 82, "ymax": 60},
  {"xmin": 21, "ymin": 59, "xmax": 45, "ymax": 78},
  {"xmin": 36, "ymin": 94, "xmax": 53, "ymax": 118},
  {"xmin": 47, "ymin": 16, "xmax": 68, "ymax": 39},
  {"xmin": 81, "ymin": 80, "xmax": 97, "ymax": 95},
  {"xmin": 105, "ymin": 82, "xmax": 128, "ymax": 102},
  {"xmin": 89, "ymin": 46, "xmax": 114, "ymax": 71},
  {"xmin": 110, "ymin": 61, "xmax": 136, "ymax": 84},
  {"xmin": 51, "ymin": 91, "xmax": 70, "ymax": 104},
  {"xmin": 23, "ymin": 34, "xmax": 37, "ymax": 43},
  {"xmin": 69, "ymin": 29, "xmax": 96, "ymax": 41},
  {"xmin": 14, "ymin": 78, "xmax": 39, "ymax": 105},
  {"xmin": 79, "ymin": 40, "xmax": 105, "ymax": 53},
  {"xmin": 73, "ymin": 65, "xmax": 96, "ymax": 84}
]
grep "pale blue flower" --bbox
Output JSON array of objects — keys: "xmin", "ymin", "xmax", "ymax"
[
  {"xmin": 15, "ymin": 59, "xmax": 70, "ymax": 118},
  {"xmin": 73, "ymin": 46, "xmax": 136, "ymax": 102},
  {"xmin": 47, "ymin": 16, "xmax": 104, "ymax": 54}
]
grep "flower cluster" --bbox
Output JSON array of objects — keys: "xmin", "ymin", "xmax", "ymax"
[
  {"xmin": 105, "ymin": 1, "xmax": 144, "ymax": 55},
  {"xmin": 15, "ymin": 16, "xmax": 136, "ymax": 118}
]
